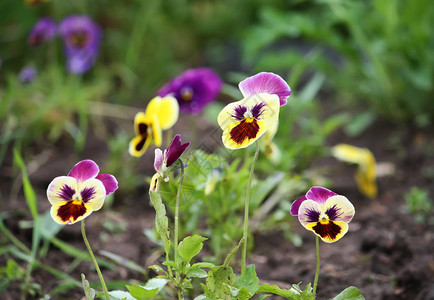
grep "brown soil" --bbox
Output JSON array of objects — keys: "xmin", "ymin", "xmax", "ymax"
[{"xmin": 1, "ymin": 117, "xmax": 434, "ymax": 300}]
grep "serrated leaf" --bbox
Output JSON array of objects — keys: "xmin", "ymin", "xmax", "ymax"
[
  {"xmin": 333, "ymin": 286, "xmax": 365, "ymax": 300},
  {"xmin": 236, "ymin": 265, "xmax": 259, "ymax": 295},
  {"xmin": 178, "ymin": 235, "xmax": 207, "ymax": 264}
]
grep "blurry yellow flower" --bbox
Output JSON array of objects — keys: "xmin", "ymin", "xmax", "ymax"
[
  {"xmin": 129, "ymin": 96, "xmax": 179, "ymax": 157},
  {"xmin": 332, "ymin": 144, "xmax": 377, "ymax": 199},
  {"xmin": 261, "ymin": 121, "xmax": 281, "ymax": 164}
]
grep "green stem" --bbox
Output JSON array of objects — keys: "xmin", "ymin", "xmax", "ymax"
[
  {"xmin": 241, "ymin": 142, "xmax": 260, "ymax": 274},
  {"xmin": 174, "ymin": 159, "xmax": 185, "ymax": 299},
  {"xmin": 81, "ymin": 220, "xmax": 110, "ymax": 300},
  {"xmin": 313, "ymin": 235, "xmax": 320, "ymax": 297}
]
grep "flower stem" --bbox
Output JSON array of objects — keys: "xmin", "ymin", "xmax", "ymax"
[
  {"xmin": 81, "ymin": 220, "xmax": 110, "ymax": 300},
  {"xmin": 313, "ymin": 235, "xmax": 320, "ymax": 297},
  {"xmin": 241, "ymin": 141, "xmax": 260, "ymax": 274},
  {"xmin": 174, "ymin": 159, "xmax": 185, "ymax": 299}
]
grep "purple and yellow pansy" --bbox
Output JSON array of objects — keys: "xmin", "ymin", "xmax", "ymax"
[
  {"xmin": 291, "ymin": 186, "xmax": 355, "ymax": 243},
  {"xmin": 217, "ymin": 72, "xmax": 290, "ymax": 150},
  {"xmin": 47, "ymin": 160, "xmax": 118, "ymax": 225},
  {"xmin": 129, "ymin": 96, "xmax": 179, "ymax": 157}
]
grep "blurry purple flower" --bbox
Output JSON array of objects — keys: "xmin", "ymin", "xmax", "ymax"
[
  {"xmin": 158, "ymin": 68, "xmax": 222, "ymax": 114},
  {"xmin": 19, "ymin": 66, "xmax": 37, "ymax": 83},
  {"xmin": 59, "ymin": 15, "xmax": 102, "ymax": 74},
  {"xmin": 28, "ymin": 17, "xmax": 57, "ymax": 47}
]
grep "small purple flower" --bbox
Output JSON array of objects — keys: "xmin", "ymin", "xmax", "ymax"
[
  {"xmin": 28, "ymin": 17, "xmax": 57, "ymax": 47},
  {"xmin": 59, "ymin": 15, "xmax": 102, "ymax": 74},
  {"xmin": 154, "ymin": 134, "xmax": 190, "ymax": 179},
  {"xmin": 19, "ymin": 66, "xmax": 37, "ymax": 83},
  {"xmin": 47, "ymin": 160, "xmax": 118, "ymax": 224},
  {"xmin": 158, "ymin": 68, "xmax": 222, "ymax": 114}
]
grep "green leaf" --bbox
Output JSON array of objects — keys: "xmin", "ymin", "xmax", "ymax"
[
  {"xmin": 81, "ymin": 274, "xmax": 96, "ymax": 300},
  {"xmin": 223, "ymin": 238, "xmax": 244, "ymax": 268},
  {"xmin": 205, "ymin": 266, "xmax": 237, "ymax": 299},
  {"xmin": 333, "ymin": 286, "xmax": 365, "ymax": 300},
  {"xmin": 186, "ymin": 266, "xmax": 208, "ymax": 278},
  {"xmin": 178, "ymin": 235, "xmax": 207, "ymax": 264},
  {"xmin": 126, "ymin": 284, "xmax": 158, "ymax": 300},
  {"xmin": 236, "ymin": 265, "xmax": 259, "ymax": 295},
  {"xmin": 149, "ymin": 191, "xmax": 171, "ymax": 256},
  {"xmin": 108, "ymin": 290, "xmax": 136, "ymax": 300},
  {"xmin": 256, "ymin": 283, "xmax": 308, "ymax": 300},
  {"xmin": 236, "ymin": 287, "xmax": 252, "ymax": 300},
  {"xmin": 13, "ymin": 149, "xmax": 38, "ymax": 220}
]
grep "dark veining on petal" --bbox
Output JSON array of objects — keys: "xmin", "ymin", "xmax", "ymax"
[
  {"xmin": 312, "ymin": 220, "xmax": 341, "ymax": 241},
  {"xmin": 81, "ymin": 187, "xmax": 96, "ymax": 203},
  {"xmin": 138, "ymin": 123, "xmax": 148, "ymax": 135},
  {"xmin": 305, "ymin": 208, "xmax": 320, "ymax": 223},
  {"xmin": 229, "ymin": 119, "xmax": 260, "ymax": 145},
  {"xmin": 251, "ymin": 103, "xmax": 265, "ymax": 119},
  {"xmin": 57, "ymin": 201, "xmax": 87, "ymax": 223},
  {"xmin": 231, "ymin": 105, "xmax": 247, "ymax": 120},
  {"xmin": 135, "ymin": 136, "xmax": 147, "ymax": 152},
  {"xmin": 325, "ymin": 204, "xmax": 343, "ymax": 221},
  {"xmin": 57, "ymin": 185, "xmax": 75, "ymax": 201}
]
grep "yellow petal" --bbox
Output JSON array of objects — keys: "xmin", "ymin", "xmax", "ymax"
[
  {"xmin": 356, "ymin": 171, "xmax": 378, "ymax": 199},
  {"xmin": 50, "ymin": 200, "xmax": 93, "ymax": 225},
  {"xmin": 218, "ymin": 93, "xmax": 280, "ymax": 150},
  {"xmin": 129, "ymin": 135, "xmax": 152, "ymax": 157},
  {"xmin": 152, "ymin": 115, "xmax": 162, "ymax": 147},
  {"xmin": 47, "ymin": 176, "xmax": 78, "ymax": 205},
  {"xmin": 145, "ymin": 96, "xmax": 179, "ymax": 130},
  {"xmin": 305, "ymin": 220, "xmax": 349, "ymax": 243},
  {"xmin": 323, "ymin": 195, "xmax": 355, "ymax": 223},
  {"xmin": 133, "ymin": 112, "xmax": 152, "ymax": 136},
  {"xmin": 77, "ymin": 178, "xmax": 106, "ymax": 211}
]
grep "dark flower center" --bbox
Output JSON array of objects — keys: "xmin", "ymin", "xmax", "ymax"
[
  {"xmin": 230, "ymin": 118, "xmax": 260, "ymax": 145},
  {"xmin": 67, "ymin": 31, "xmax": 91, "ymax": 49},
  {"xmin": 180, "ymin": 87, "xmax": 194, "ymax": 102},
  {"xmin": 312, "ymin": 220, "xmax": 341, "ymax": 241},
  {"xmin": 57, "ymin": 200, "xmax": 87, "ymax": 223}
]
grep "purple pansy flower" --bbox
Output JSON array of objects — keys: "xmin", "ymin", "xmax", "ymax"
[
  {"xmin": 59, "ymin": 15, "xmax": 102, "ymax": 74},
  {"xmin": 154, "ymin": 134, "xmax": 190, "ymax": 179},
  {"xmin": 28, "ymin": 17, "xmax": 57, "ymax": 47},
  {"xmin": 290, "ymin": 186, "xmax": 355, "ymax": 243},
  {"xmin": 47, "ymin": 160, "xmax": 118, "ymax": 225},
  {"xmin": 158, "ymin": 68, "xmax": 222, "ymax": 114},
  {"xmin": 19, "ymin": 66, "xmax": 37, "ymax": 83}
]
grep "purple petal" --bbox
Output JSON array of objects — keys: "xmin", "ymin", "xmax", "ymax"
[
  {"xmin": 28, "ymin": 17, "xmax": 57, "ymax": 47},
  {"xmin": 154, "ymin": 148, "xmax": 164, "ymax": 174},
  {"xmin": 231, "ymin": 105, "xmax": 247, "ymax": 120},
  {"xmin": 158, "ymin": 68, "xmax": 222, "ymax": 114},
  {"xmin": 81, "ymin": 186, "xmax": 96, "ymax": 202},
  {"xmin": 59, "ymin": 15, "xmax": 102, "ymax": 52},
  {"xmin": 19, "ymin": 66, "xmax": 37, "ymax": 84},
  {"xmin": 58, "ymin": 184, "xmax": 76, "ymax": 201},
  {"xmin": 68, "ymin": 160, "xmax": 99, "ymax": 182},
  {"xmin": 306, "ymin": 186, "xmax": 337, "ymax": 205},
  {"xmin": 95, "ymin": 173, "xmax": 118, "ymax": 195},
  {"xmin": 239, "ymin": 72, "xmax": 291, "ymax": 106},
  {"xmin": 65, "ymin": 50, "xmax": 97, "ymax": 74},
  {"xmin": 165, "ymin": 134, "xmax": 190, "ymax": 167},
  {"xmin": 290, "ymin": 195, "xmax": 307, "ymax": 216}
]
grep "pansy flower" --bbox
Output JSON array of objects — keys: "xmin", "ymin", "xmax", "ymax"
[
  {"xmin": 158, "ymin": 68, "xmax": 222, "ymax": 114},
  {"xmin": 129, "ymin": 96, "xmax": 179, "ymax": 157},
  {"xmin": 151, "ymin": 134, "xmax": 190, "ymax": 191},
  {"xmin": 28, "ymin": 17, "xmax": 57, "ymax": 47},
  {"xmin": 154, "ymin": 134, "xmax": 190, "ymax": 178},
  {"xmin": 261, "ymin": 121, "xmax": 281, "ymax": 164},
  {"xmin": 217, "ymin": 72, "xmax": 290, "ymax": 150},
  {"xmin": 47, "ymin": 160, "xmax": 118, "ymax": 225},
  {"xmin": 290, "ymin": 186, "xmax": 355, "ymax": 243},
  {"xmin": 59, "ymin": 15, "xmax": 102, "ymax": 74},
  {"xmin": 331, "ymin": 144, "xmax": 377, "ymax": 199}
]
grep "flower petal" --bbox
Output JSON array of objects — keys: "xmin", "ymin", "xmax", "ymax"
[
  {"xmin": 129, "ymin": 135, "xmax": 152, "ymax": 157},
  {"xmin": 68, "ymin": 160, "xmax": 99, "ymax": 182},
  {"xmin": 239, "ymin": 72, "xmax": 291, "ymax": 106},
  {"xmin": 77, "ymin": 178, "xmax": 106, "ymax": 211},
  {"xmin": 151, "ymin": 115, "xmax": 162, "ymax": 147},
  {"xmin": 290, "ymin": 195, "xmax": 307, "ymax": 216},
  {"xmin": 145, "ymin": 96, "xmax": 179, "ymax": 130},
  {"xmin": 297, "ymin": 199, "xmax": 322, "ymax": 227},
  {"xmin": 323, "ymin": 195, "xmax": 355, "ymax": 223},
  {"xmin": 218, "ymin": 93, "xmax": 280, "ymax": 149},
  {"xmin": 133, "ymin": 112, "xmax": 151, "ymax": 136},
  {"xmin": 95, "ymin": 173, "xmax": 118, "ymax": 195},
  {"xmin": 165, "ymin": 134, "xmax": 190, "ymax": 167},
  {"xmin": 47, "ymin": 176, "xmax": 78, "ymax": 205},
  {"xmin": 154, "ymin": 148, "xmax": 164, "ymax": 174},
  {"xmin": 305, "ymin": 220, "xmax": 349, "ymax": 243},
  {"xmin": 50, "ymin": 200, "xmax": 93, "ymax": 224},
  {"xmin": 306, "ymin": 186, "xmax": 337, "ymax": 205}
]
